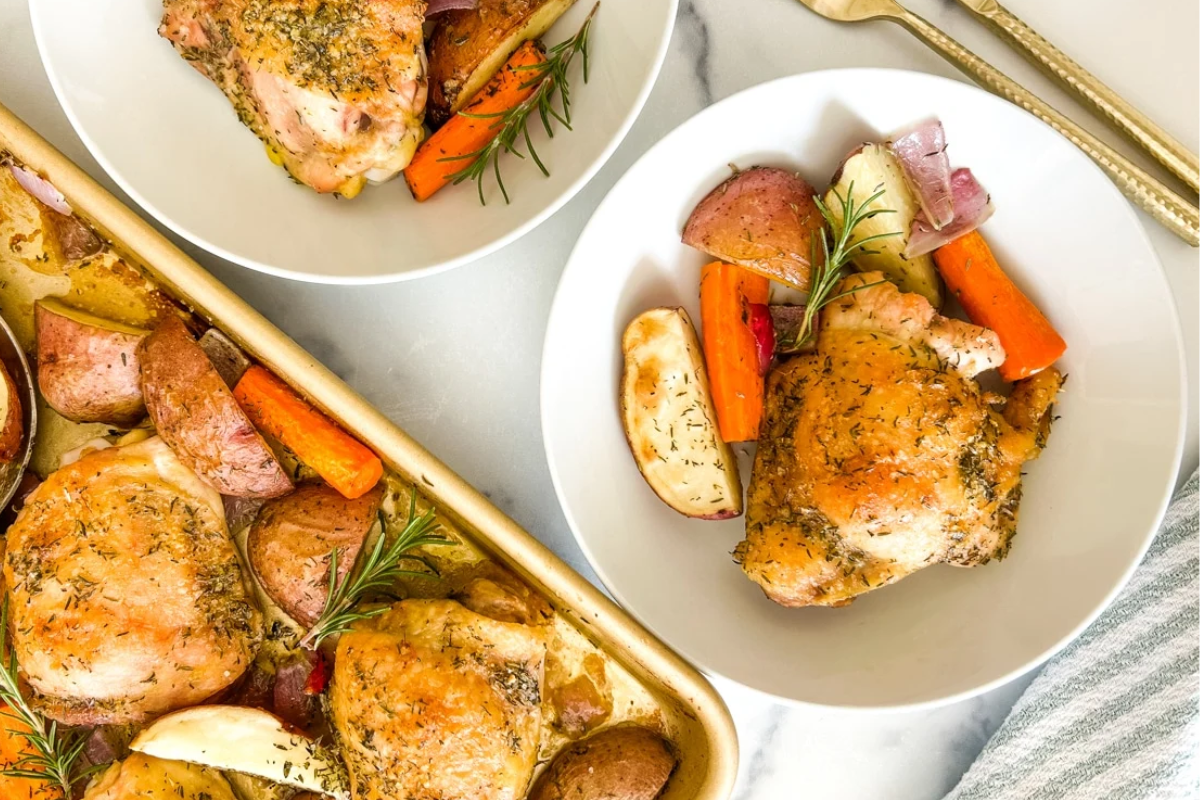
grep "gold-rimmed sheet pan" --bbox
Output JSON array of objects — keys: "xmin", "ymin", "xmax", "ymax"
[{"xmin": 0, "ymin": 100, "xmax": 737, "ymax": 800}]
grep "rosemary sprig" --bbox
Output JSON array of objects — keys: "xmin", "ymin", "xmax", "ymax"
[
  {"xmin": 0, "ymin": 602, "xmax": 103, "ymax": 795},
  {"xmin": 787, "ymin": 181, "xmax": 901, "ymax": 349},
  {"xmin": 300, "ymin": 490, "xmax": 448, "ymax": 650},
  {"xmin": 441, "ymin": 3, "xmax": 599, "ymax": 205}
]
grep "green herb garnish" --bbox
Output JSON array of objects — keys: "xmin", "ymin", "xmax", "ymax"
[
  {"xmin": 441, "ymin": 3, "xmax": 598, "ymax": 205},
  {"xmin": 787, "ymin": 181, "xmax": 901, "ymax": 350},
  {"xmin": 300, "ymin": 489, "xmax": 448, "ymax": 650}
]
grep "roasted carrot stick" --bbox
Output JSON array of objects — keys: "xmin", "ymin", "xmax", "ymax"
[
  {"xmin": 0, "ymin": 707, "xmax": 60, "ymax": 799},
  {"xmin": 933, "ymin": 230, "xmax": 1066, "ymax": 382},
  {"xmin": 233, "ymin": 366, "xmax": 383, "ymax": 500},
  {"xmin": 404, "ymin": 41, "xmax": 547, "ymax": 202},
  {"xmin": 700, "ymin": 261, "xmax": 771, "ymax": 443}
]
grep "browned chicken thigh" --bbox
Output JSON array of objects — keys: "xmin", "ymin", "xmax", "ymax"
[
  {"xmin": 737, "ymin": 273, "xmax": 1062, "ymax": 607},
  {"xmin": 160, "ymin": 0, "xmax": 428, "ymax": 196},
  {"xmin": 330, "ymin": 599, "xmax": 546, "ymax": 800},
  {"xmin": 3, "ymin": 437, "xmax": 261, "ymax": 724}
]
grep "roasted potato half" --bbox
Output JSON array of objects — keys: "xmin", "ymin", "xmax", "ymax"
[
  {"xmin": 36, "ymin": 298, "xmax": 149, "ymax": 426},
  {"xmin": 139, "ymin": 316, "xmax": 292, "ymax": 498},
  {"xmin": 529, "ymin": 726, "xmax": 677, "ymax": 800},
  {"xmin": 426, "ymin": 0, "xmax": 578, "ymax": 126},
  {"xmin": 825, "ymin": 143, "xmax": 943, "ymax": 307},
  {"xmin": 247, "ymin": 480, "xmax": 385, "ymax": 628},
  {"xmin": 621, "ymin": 308, "xmax": 742, "ymax": 520},
  {"xmin": 0, "ymin": 361, "xmax": 22, "ymax": 462},
  {"xmin": 682, "ymin": 167, "xmax": 825, "ymax": 291}
]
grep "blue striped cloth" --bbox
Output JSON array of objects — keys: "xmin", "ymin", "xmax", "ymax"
[{"xmin": 945, "ymin": 470, "xmax": 1199, "ymax": 800}]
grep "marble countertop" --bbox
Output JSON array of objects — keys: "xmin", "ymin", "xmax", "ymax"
[{"xmin": 1, "ymin": 0, "xmax": 1195, "ymax": 796}]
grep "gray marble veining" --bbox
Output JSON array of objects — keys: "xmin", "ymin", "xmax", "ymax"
[{"xmin": 0, "ymin": 0, "xmax": 1195, "ymax": 796}]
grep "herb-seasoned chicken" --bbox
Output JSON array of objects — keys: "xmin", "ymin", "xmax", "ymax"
[
  {"xmin": 330, "ymin": 599, "xmax": 546, "ymax": 800},
  {"xmin": 737, "ymin": 273, "xmax": 1062, "ymax": 607},
  {"xmin": 3, "ymin": 437, "xmax": 261, "ymax": 724},
  {"xmin": 159, "ymin": 0, "xmax": 428, "ymax": 196}
]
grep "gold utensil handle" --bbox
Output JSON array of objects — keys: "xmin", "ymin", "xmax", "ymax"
[
  {"xmin": 893, "ymin": 10, "xmax": 1199, "ymax": 247},
  {"xmin": 964, "ymin": 0, "xmax": 1199, "ymax": 191}
]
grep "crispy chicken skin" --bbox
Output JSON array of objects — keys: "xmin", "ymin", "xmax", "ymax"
[
  {"xmin": 330, "ymin": 599, "xmax": 546, "ymax": 800},
  {"xmin": 159, "ymin": 0, "xmax": 428, "ymax": 196},
  {"xmin": 83, "ymin": 754, "xmax": 237, "ymax": 800},
  {"xmin": 3, "ymin": 437, "xmax": 261, "ymax": 724},
  {"xmin": 737, "ymin": 273, "xmax": 1062, "ymax": 607}
]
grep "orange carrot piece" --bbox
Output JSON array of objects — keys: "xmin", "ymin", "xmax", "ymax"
[
  {"xmin": 404, "ymin": 41, "xmax": 547, "ymax": 202},
  {"xmin": 0, "ymin": 707, "xmax": 61, "ymax": 800},
  {"xmin": 233, "ymin": 366, "xmax": 383, "ymax": 500},
  {"xmin": 700, "ymin": 261, "xmax": 770, "ymax": 443},
  {"xmin": 933, "ymin": 230, "xmax": 1066, "ymax": 382}
]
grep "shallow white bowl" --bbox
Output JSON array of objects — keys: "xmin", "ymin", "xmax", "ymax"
[
  {"xmin": 541, "ymin": 69, "xmax": 1185, "ymax": 709},
  {"xmin": 30, "ymin": 0, "xmax": 676, "ymax": 283}
]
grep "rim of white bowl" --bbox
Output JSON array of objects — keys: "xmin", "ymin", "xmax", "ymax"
[
  {"xmin": 29, "ymin": 0, "xmax": 680, "ymax": 285},
  {"xmin": 540, "ymin": 67, "xmax": 1187, "ymax": 711}
]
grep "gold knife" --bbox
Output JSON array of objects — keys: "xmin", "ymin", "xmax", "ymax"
[
  {"xmin": 793, "ymin": 0, "xmax": 1199, "ymax": 247},
  {"xmin": 953, "ymin": 0, "xmax": 1199, "ymax": 192}
]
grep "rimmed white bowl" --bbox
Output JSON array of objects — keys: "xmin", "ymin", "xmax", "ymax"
[
  {"xmin": 30, "ymin": 0, "xmax": 676, "ymax": 283},
  {"xmin": 541, "ymin": 69, "xmax": 1185, "ymax": 709}
]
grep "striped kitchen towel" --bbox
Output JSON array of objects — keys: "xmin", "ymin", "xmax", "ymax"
[{"xmin": 945, "ymin": 469, "xmax": 1199, "ymax": 800}]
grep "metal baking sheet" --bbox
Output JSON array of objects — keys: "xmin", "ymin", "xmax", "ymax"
[{"xmin": 0, "ymin": 100, "xmax": 738, "ymax": 800}]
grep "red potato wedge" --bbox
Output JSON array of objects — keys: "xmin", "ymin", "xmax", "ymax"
[
  {"xmin": 247, "ymin": 481, "xmax": 385, "ymax": 628},
  {"xmin": 139, "ymin": 316, "xmax": 292, "ymax": 498},
  {"xmin": 35, "ymin": 299, "xmax": 148, "ymax": 426},
  {"xmin": 620, "ymin": 308, "xmax": 742, "ymax": 520},
  {"xmin": 0, "ymin": 362, "xmax": 22, "ymax": 462},
  {"xmin": 529, "ymin": 726, "xmax": 677, "ymax": 800},
  {"xmin": 682, "ymin": 167, "xmax": 825, "ymax": 291}
]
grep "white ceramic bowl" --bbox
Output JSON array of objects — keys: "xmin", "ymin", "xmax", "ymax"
[
  {"xmin": 541, "ymin": 69, "xmax": 1186, "ymax": 709},
  {"xmin": 30, "ymin": 0, "xmax": 676, "ymax": 283}
]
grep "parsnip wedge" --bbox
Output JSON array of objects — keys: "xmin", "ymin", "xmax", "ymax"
[
  {"xmin": 129, "ymin": 706, "xmax": 349, "ymax": 799},
  {"xmin": 620, "ymin": 308, "xmax": 742, "ymax": 519},
  {"xmin": 825, "ymin": 143, "xmax": 943, "ymax": 308}
]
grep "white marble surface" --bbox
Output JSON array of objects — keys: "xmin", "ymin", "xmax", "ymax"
[{"xmin": 1, "ymin": 0, "xmax": 1196, "ymax": 796}]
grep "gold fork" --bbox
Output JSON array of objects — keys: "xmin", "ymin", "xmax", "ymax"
[{"xmin": 793, "ymin": 0, "xmax": 1200, "ymax": 247}]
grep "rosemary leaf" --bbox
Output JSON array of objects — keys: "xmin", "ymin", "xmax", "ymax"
[
  {"xmin": 786, "ymin": 181, "xmax": 902, "ymax": 350},
  {"xmin": 300, "ymin": 489, "xmax": 449, "ymax": 650},
  {"xmin": 441, "ymin": 3, "xmax": 599, "ymax": 205}
]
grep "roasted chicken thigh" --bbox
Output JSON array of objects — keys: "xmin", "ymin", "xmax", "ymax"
[
  {"xmin": 3, "ymin": 437, "xmax": 261, "ymax": 724},
  {"xmin": 330, "ymin": 599, "xmax": 546, "ymax": 800},
  {"xmin": 737, "ymin": 273, "xmax": 1062, "ymax": 607},
  {"xmin": 160, "ymin": 0, "xmax": 428, "ymax": 196}
]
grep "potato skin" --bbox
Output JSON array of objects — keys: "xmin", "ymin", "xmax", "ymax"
[
  {"xmin": 426, "ymin": 0, "xmax": 576, "ymax": 126},
  {"xmin": 682, "ymin": 167, "xmax": 825, "ymax": 291},
  {"xmin": 0, "ymin": 360, "xmax": 22, "ymax": 461},
  {"xmin": 247, "ymin": 481, "xmax": 385, "ymax": 627},
  {"xmin": 36, "ymin": 299, "xmax": 148, "ymax": 426},
  {"xmin": 529, "ymin": 726, "xmax": 677, "ymax": 800},
  {"xmin": 139, "ymin": 316, "xmax": 292, "ymax": 498},
  {"xmin": 620, "ymin": 308, "xmax": 742, "ymax": 519}
]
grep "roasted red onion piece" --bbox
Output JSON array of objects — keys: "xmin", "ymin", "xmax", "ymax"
[
  {"xmin": 426, "ymin": 0, "xmax": 477, "ymax": 12},
  {"xmin": 890, "ymin": 119, "xmax": 953, "ymax": 231},
  {"xmin": 47, "ymin": 213, "xmax": 104, "ymax": 260},
  {"xmin": 906, "ymin": 168, "xmax": 994, "ymax": 257},
  {"xmin": 11, "ymin": 165, "xmax": 72, "ymax": 215},
  {"xmin": 768, "ymin": 305, "xmax": 815, "ymax": 355}
]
